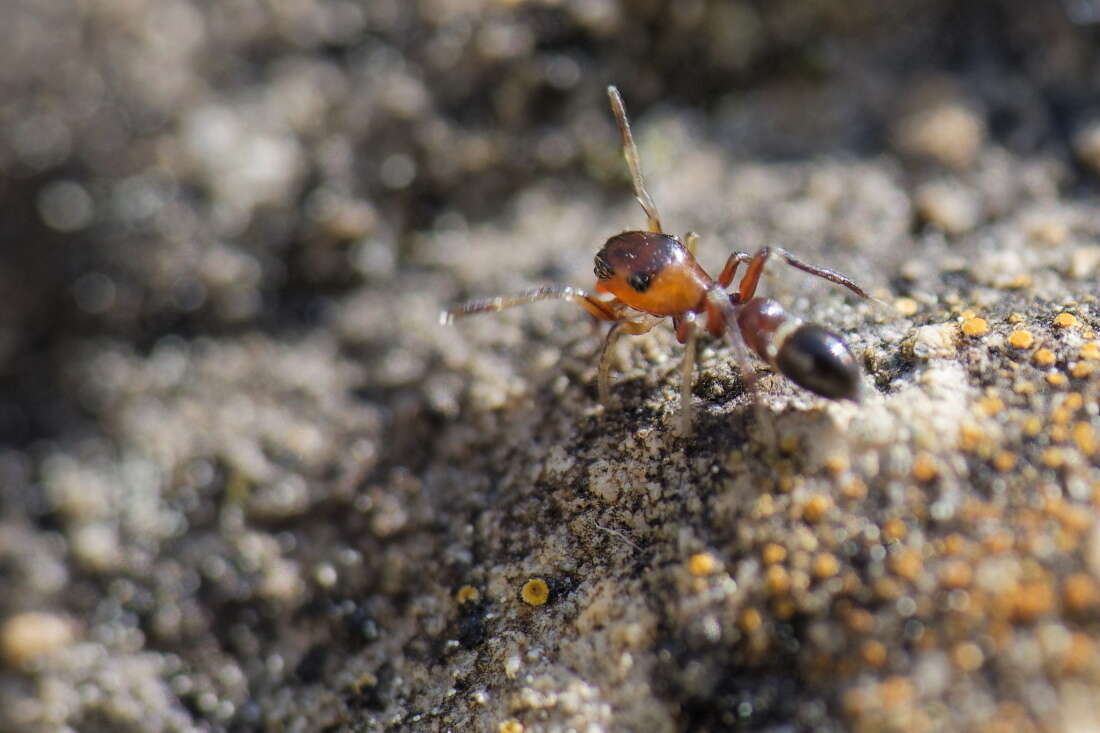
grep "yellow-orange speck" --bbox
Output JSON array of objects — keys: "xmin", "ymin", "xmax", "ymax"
[
  {"xmin": 862, "ymin": 640, "xmax": 888, "ymax": 667},
  {"xmin": 841, "ymin": 477, "xmax": 868, "ymax": 500},
  {"xmin": 953, "ymin": 641, "xmax": 984, "ymax": 671},
  {"xmin": 761, "ymin": 543, "xmax": 788, "ymax": 565},
  {"xmin": 1054, "ymin": 313, "xmax": 1079, "ymax": 329},
  {"xmin": 1041, "ymin": 447, "xmax": 1065, "ymax": 468},
  {"xmin": 1008, "ymin": 330, "xmax": 1034, "ymax": 349},
  {"xmin": 1073, "ymin": 422, "xmax": 1097, "ymax": 456},
  {"xmin": 823, "ymin": 454, "xmax": 849, "ymax": 476},
  {"xmin": 883, "ymin": 518, "xmax": 908, "ymax": 542},
  {"xmin": 961, "ymin": 317, "xmax": 989, "ymax": 337},
  {"xmin": 1046, "ymin": 372, "xmax": 1068, "ymax": 388},
  {"xmin": 1064, "ymin": 573, "xmax": 1100, "ymax": 613},
  {"xmin": 912, "ymin": 452, "xmax": 939, "ymax": 482},
  {"xmin": 993, "ymin": 451, "xmax": 1017, "ymax": 472},
  {"xmin": 688, "ymin": 552, "xmax": 718, "ymax": 576},
  {"xmin": 978, "ymin": 395, "xmax": 1004, "ymax": 416},
  {"xmin": 1072, "ymin": 362, "xmax": 1094, "ymax": 379},
  {"xmin": 891, "ymin": 550, "xmax": 923, "ymax": 581},
  {"xmin": 520, "ymin": 579, "xmax": 550, "ymax": 606},
  {"xmin": 455, "ymin": 585, "xmax": 480, "ymax": 605},
  {"xmin": 1080, "ymin": 341, "xmax": 1100, "ymax": 360},
  {"xmin": 499, "ymin": 720, "xmax": 525, "ymax": 733},
  {"xmin": 765, "ymin": 565, "xmax": 791, "ymax": 595},
  {"xmin": 813, "ymin": 552, "xmax": 840, "ymax": 579},
  {"xmin": 1033, "ymin": 348, "xmax": 1056, "ymax": 367},
  {"xmin": 802, "ymin": 494, "xmax": 833, "ymax": 523},
  {"xmin": 738, "ymin": 607, "xmax": 763, "ymax": 633}
]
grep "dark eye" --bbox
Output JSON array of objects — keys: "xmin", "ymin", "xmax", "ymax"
[
  {"xmin": 627, "ymin": 271, "xmax": 652, "ymax": 292},
  {"xmin": 594, "ymin": 251, "xmax": 614, "ymax": 280}
]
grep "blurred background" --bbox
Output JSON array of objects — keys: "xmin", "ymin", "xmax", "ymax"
[{"xmin": 4, "ymin": 0, "xmax": 1100, "ymax": 730}]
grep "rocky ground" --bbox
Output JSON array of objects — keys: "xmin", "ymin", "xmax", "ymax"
[{"xmin": 3, "ymin": 1, "xmax": 1100, "ymax": 731}]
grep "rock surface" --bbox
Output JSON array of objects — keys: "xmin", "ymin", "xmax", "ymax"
[{"xmin": 2, "ymin": 2, "xmax": 1100, "ymax": 731}]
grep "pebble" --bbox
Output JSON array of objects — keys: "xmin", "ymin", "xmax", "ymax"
[
  {"xmin": 893, "ymin": 85, "xmax": 986, "ymax": 169},
  {"xmin": 1072, "ymin": 119, "xmax": 1100, "ymax": 175},
  {"xmin": 1, "ymin": 612, "xmax": 75, "ymax": 668},
  {"xmin": 914, "ymin": 181, "xmax": 981, "ymax": 235},
  {"xmin": 911, "ymin": 323, "xmax": 958, "ymax": 359}
]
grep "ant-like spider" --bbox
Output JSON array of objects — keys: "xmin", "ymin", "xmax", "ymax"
[{"xmin": 443, "ymin": 86, "xmax": 870, "ymax": 434}]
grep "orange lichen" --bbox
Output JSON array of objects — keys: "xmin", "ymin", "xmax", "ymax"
[
  {"xmin": 1072, "ymin": 362, "xmax": 1094, "ymax": 378},
  {"xmin": 1040, "ymin": 447, "xmax": 1065, "ymax": 468},
  {"xmin": 738, "ymin": 607, "xmax": 763, "ymax": 633},
  {"xmin": 823, "ymin": 454, "xmax": 849, "ymax": 476},
  {"xmin": 687, "ymin": 552, "xmax": 718, "ymax": 577},
  {"xmin": 961, "ymin": 317, "xmax": 989, "ymax": 337},
  {"xmin": 1053, "ymin": 312, "xmax": 1079, "ymax": 328},
  {"xmin": 891, "ymin": 550, "xmax": 923, "ymax": 582},
  {"xmin": 455, "ymin": 585, "xmax": 481, "ymax": 605},
  {"xmin": 812, "ymin": 553, "xmax": 840, "ymax": 580},
  {"xmin": 1032, "ymin": 348, "xmax": 1056, "ymax": 367},
  {"xmin": 1080, "ymin": 341, "xmax": 1100, "ymax": 360},
  {"xmin": 841, "ymin": 477, "xmax": 868, "ymax": 500},
  {"xmin": 765, "ymin": 565, "xmax": 791, "ymax": 595},
  {"xmin": 952, "ymin": 641, "xmax": 984, "ymax": 671},
  {"xmin": 1003, "ymin": 581, "xmax": 1055, "ymax": 622},
  {"xmin": 911, "ymin": 453, "xmax": 939, "ymax": 482},
  {"xmin": 943, "ymin": 533, "xmax": 970, "ymax": 556},
  {"xmin": 1073, "ymin": 422, "xmax": 1096, "ymax": 455},
  {"xmin": 979, "ymin": 395, "xmax": 1005, "ymax": 416},
  {"xmin": 1008, "ymin": 330, "xmax": 1034, "ymax": 349},
  {"xmin": 520, "ymin": 578, "xmax": 550, "ymax": 606},
  {"xmin": 983, "ymin": 530, "xmax": 1014, "ymax": 553},
  {"xmin": 1045, "ymin": 372, "xmax": 1068, "ymax": 387},
  {"xmin": 878, "ymin": 676, "xmax": 915, "ymax": 707},
  {"xmin": 802, "ymin": 494, "xmax": 832, "ymax": 523},
  {"xmin": 882, "ymin": 518, "xmax": 908, "ymax": 542},
  {"xmin": 845, "ymin": 608, "xmax": 875, "ymax": 634},
  {"xmin": 1063, "ymin": 573, "xmax": 1100, "ymax": 614},
  {"xmin": 861, "ymin": 640, "xmax": 887, "ymax": 667},
  {"xmin": 939, "ymin": 560, "xmax": 973, "ymax": 589},
  {"xmin": 761, "ymin": 543, "xmax": 787, "ymax": 565}
]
